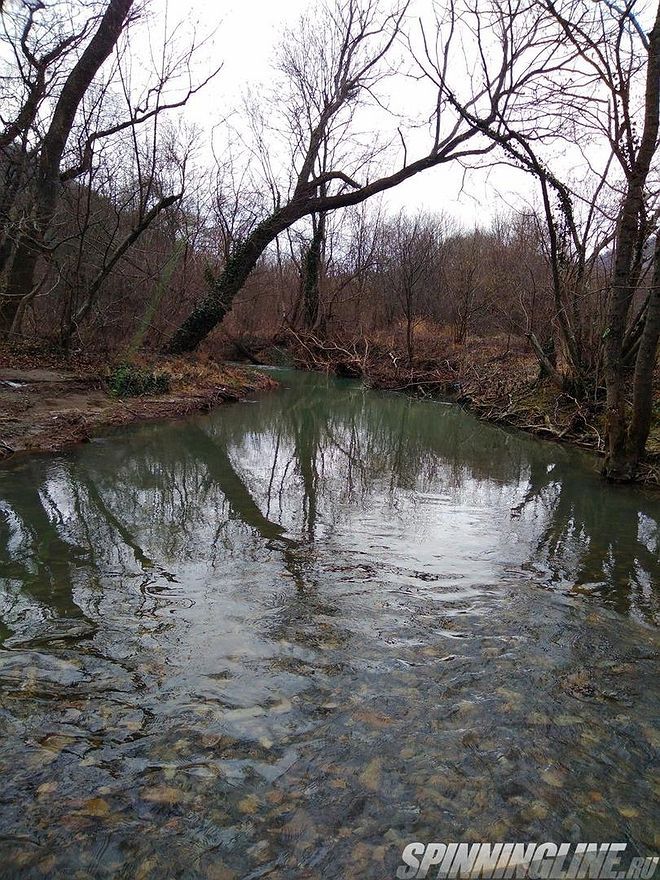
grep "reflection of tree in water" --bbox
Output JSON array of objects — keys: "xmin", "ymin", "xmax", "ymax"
[
  {"xmin": 0, "ymin": 461, "xmax": 90, "ymax": 640},
  {"xmin": 0, "ymin": 373, "xmax": 658, "ymax": 641},
  {"xmin": 0, "ymin": 456, "xmax": 181, "ymax": 643},
  {"xmin": 186, "ymin": 423, "xmax": 344, "ymax": 653},
  {"xmin": 513, "ymin": 457, "xmax": 659, "ymax": 621}
]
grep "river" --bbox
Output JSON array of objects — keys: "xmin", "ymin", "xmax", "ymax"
[{"xmin": 0, "ymin": 370, "xmax": 658, "ymax": 878}]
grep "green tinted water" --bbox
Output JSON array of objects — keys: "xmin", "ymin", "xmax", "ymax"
[{"xmin": 0, "ymin": 370, "xmax": 658, "ymax": 878}]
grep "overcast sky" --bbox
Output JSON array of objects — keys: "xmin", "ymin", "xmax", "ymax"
[{"xmin": 138, "ymin": 0, "xmax": 545, "ymax": 228}]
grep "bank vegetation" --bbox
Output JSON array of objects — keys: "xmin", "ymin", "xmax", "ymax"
[{"xmin": 0, "ymin": 0, "xmax": 658, "ymax": 481}]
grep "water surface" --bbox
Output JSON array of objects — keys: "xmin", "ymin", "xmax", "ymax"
[{"xmin": 0, "ymin": 371, "xmax": 658, "ymax": 878}]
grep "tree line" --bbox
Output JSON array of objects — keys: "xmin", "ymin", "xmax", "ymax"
[{"xmin": 0, "ymin": 0, "xmax": 658, "ymax": 481}]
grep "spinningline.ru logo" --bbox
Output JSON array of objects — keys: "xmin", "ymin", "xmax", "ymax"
[{"xmin": 396, "ymin": 843, "xmax": 659, "ymax": 880}]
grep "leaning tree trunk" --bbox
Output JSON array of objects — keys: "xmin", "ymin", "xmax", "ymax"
[{"xmin": 164, "ymin": 206, "xmax": 303, "ymax": 354}]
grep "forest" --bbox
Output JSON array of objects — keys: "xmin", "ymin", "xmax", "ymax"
[
  {"xmin": 0, "ymin": 0, "xmax": 659, "ymax": 482},
  {"xmin": 1, "ymin": 3, "xmax": 660, "ymax": 877}
]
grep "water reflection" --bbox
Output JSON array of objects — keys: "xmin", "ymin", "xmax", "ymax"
[{"xmin": 0, "ymin": 371, "xmax": 657, "ymax": 878}]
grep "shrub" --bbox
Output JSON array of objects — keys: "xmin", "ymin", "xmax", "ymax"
[{"xmin": 108, "ymin": 363, "xmax": 170, "ymax": 398}]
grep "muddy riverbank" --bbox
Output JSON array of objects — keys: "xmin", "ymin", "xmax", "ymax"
[{"xmin": 0, "ymin": 346, "xmax": 277, "ymax": 460}]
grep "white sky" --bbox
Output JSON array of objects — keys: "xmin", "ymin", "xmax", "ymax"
[{"xmin": 137, "ymin": 0, "xmax": 539, "ymax": 229}]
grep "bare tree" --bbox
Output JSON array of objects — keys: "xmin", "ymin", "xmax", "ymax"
[
  {"xmin": 600, "ymin": 2, "xmax": 660, "ymax": 478},
  {"xmin": 0, "ymin": 0, "xmax": 219, "ymax": 335},
  {"xmin": 381, "ymin": 210, "xmax": 439, "ymax": 362},
  {"xmin": 417, "ymin": 0, "xmax": 659, "ymax": 477},
  {"xmin": 163, "ymin": 0, "xmax": 518, "ymax": 354},
  {"xmin": 1, "ymin": 0, "xmax": 136, "ymax": 330}
]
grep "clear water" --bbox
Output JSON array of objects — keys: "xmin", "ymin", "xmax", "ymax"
[{"xmin": 0, "ymin": 370, "xmax": 657, "ymax": 879}]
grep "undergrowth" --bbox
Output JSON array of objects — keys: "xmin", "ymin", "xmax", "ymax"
[{"xmin": 108, "ymin": 363, "xmax": 170, "ymax": 398}]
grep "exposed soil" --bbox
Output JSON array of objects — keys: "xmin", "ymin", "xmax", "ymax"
[{"xmin": 0, "ymin": 346, "xmax": 277, "ymax": 461}]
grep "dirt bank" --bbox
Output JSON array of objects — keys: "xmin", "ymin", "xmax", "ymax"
[{"xmin": 0, "ymin": 347, "xmax": 277, "ymax": 461}]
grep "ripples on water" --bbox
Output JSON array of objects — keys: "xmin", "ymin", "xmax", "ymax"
[{"xmin": 0, "ymin": 371, "xmax": 658, "ymax": 878}]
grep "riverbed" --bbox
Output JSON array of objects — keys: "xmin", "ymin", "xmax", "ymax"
[{"xmin": 0, "ymin": 370, "xmax": 658, "ymax": 878}]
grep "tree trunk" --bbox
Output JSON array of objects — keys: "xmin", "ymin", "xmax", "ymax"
[
  {"xmin": 0, "ymin": 0, "xmax": 135, "ymax": 334},
  {"xmin": 535, "ymin": 335, "xmax": 558, "ymax": 382},
  {"xmin": 301, "ymin": 211, "xmax": 326, "ymax": 330},
  {"xmin": 0, "ymin": 152, "xmax": 30, "ymax": 280},
  {"xmin": 0, "ymin": 242, "xmax": 40, "ymax": 332},
  {"xmin": 627, "ymin": 234, "xmax": 660, "ymax": 463},
  {"xmin": 164, "ymin": 207, "xmax": 301, "ymax": 354},
  {"xmin": 602, "ymin": 185, "xmax": 646, "ymax": 478},
  {"xmin": 602, "ymin": 5, "xmax": 660, "ymax": 480},
  {"xmin": 406, "ymin": 311, "xmax": 414, "ymax": 363}
]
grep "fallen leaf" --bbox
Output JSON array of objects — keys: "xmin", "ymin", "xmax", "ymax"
[
  {"xmin": 140, "ymin": 785, "xmax": 183, "ymax": 805},
  {"xmin": 238, "ymin": 795, "xmax": 259, "ymax": 815},
  {"xmin": 81, "ymin": 797, "xmax": 110, "ymax": 817}
]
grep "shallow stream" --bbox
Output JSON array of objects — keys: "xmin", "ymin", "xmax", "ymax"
[{"xmin": 0, "ymin": 370, "xmax": 658, "ymax": 878}]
